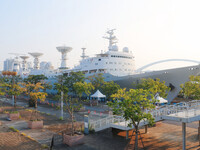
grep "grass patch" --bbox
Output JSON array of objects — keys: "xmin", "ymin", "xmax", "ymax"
[
  {"xmin": 41, "ymin": 144, "xmax": 49, "ymax": 149},
  {"xmin": 9, "ymin": 126, "xmax": 19, "ymax": 132},
  {"xmin": 9, "ymin": 111, "xmax": 19, "ymax": 114}
]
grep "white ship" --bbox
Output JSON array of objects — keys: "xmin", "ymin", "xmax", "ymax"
[{"xmin": 3, "ymin": 29, "xmax": 200, "ymax": 102}]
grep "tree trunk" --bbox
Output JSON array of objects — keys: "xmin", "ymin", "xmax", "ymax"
[
  {"xmin": 35, "ymin": 100, "xmax": 37, "ymax": 109},
  {"xmin": 135, "ymin": 127, "xmax": 138, "ymax": 150},
  {"xmin": 71, "ymin": 112, "xmax": 74, "ymax": 136},
  {"xmin": 14, "ymin": 96, "xmax": 16, "ymax": 108},
  {"xmin": 35, "ymin": 101, "xmax": 38, "ymax": 120}
]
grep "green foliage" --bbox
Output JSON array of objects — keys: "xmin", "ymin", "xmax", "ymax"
[
  {"xmin": 9, "ymin": 126, "xmax": 19, "ymax": 132},
  {"xmin": 109, "ymin": 88, "xmax": 156, "ymax": 128},
  {"xmin": 5, "ymin": 83, "xmax": 26, "ymax": 97},
  {"xmin": 41, "ymin": 144, "xmax": 49, "ymax": 149},
  {"xmin": 180, "ymin": 75, "xmax": 200, "ymax": 99},
  {"xmin": 24, "ymin": 82, "xmax": 47, "ymax": 108},
  {"xmin": 24, "ymin": 75, "xmax": 48, "ymax": 84},
  {"xmin": 9, "ymin": 111, "xmax": 19, "ymax": 114},
  {"xmin": 0, "ymin": 82, "xmax": 8, "ymax": 96},
  {"xmin": 24, "ymin": 75, "xmax": 52, "ymax": 93},
  {"xmin": 54, "ymin": 75, "xmax": 69, "ymax": 94},
  {"xmin": 87, "ymin": 73, "xmax": 105, "ymax": 91},
  {"xmin": 59, "ymin": 117, "xmax": 63, "ymax": 120},
  {"xmin": 135, "ymin": 78, "xmax": 170, "ymax": 98},
  {"xmin": 101, "ymin": 81, "xmax": 120, "ymax": 100},
  {"xmin": 64, "ymin": 71, "xmax": 85, "ymax": 93},
  {"xmin": 73, "ymin": 81, "xmax": 94, "ymax": 99}
]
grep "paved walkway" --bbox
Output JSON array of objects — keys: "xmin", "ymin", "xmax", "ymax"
[
  {"xmin": 0, "ymin": 98, "xmax": 84, "ymax": 121},
  {"xmin": 1, "ymin": 97, "xmax": 109, "ymax": 122}
]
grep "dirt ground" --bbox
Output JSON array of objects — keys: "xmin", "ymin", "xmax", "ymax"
[
  {"xmin": 0, "ymin": 124, "xmax": 43, "ymax": 150},
  {"xmin": 118, "ymin": 120, "xmax": 200, "ymax": 150}
]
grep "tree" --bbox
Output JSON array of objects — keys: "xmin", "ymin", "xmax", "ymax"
[
  {"xmin": 24, "ymin": 75, "xmax": 48, "ymax": 84},
  {"xmin": 73, "ymin": 81, "xmax": 94, "ymax": 100},
  {"xmin": 180, "ymin": 75, "xmax": 200, "ymax": 99},
  {"xmin": 1, "ymin": 71, "xmax": 23, "ymax": 107},
  {"xmin": 24, "ymin": 82, "xmax": 47, "ymax": 109},
  {"xmin": 64, "ymin": 71, "xmax": 85, "ymax": 95},
  {"xmin": 5, "ymin": 83, "xmax": 25, "ymax": 107},
  {"xmin": 101, "ymin": 81, "xmax": 120, "ymax": 100},
  {"xmin": 135, "ymin": 78, "xmax": 170, "ymax": 98},
  {"xmin": 64, "ymin": 94, "xmax": 83, "ymax": 136},
  {"xmin": 24, "ymin": 82, "xmax": 47, "ymax": 120},
  {"xmin": 24, "ymin": 75, "xmax": 51, "ymax": 106},
  {"xmin": 54, "ymin": 74, "xmax": 88, "ymax": 136},
  {"xmin": 54, "ymin": 75, "xmax": 69, "ymax": 119},
  {"xmin": 87, "ymin": 73, "xmax": 104, "ymax": 92},
  {"xmin": 108, "ymin": 88, "xmax": 156, "ymax": 150}
]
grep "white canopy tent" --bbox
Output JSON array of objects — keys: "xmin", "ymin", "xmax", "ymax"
[
  {"xmin": 156, "ymin": 96, "xmax": 168, "ymax": 104},
  {"xmin": 90, "ymin": 90, "xmax": 106, "ymax": 100}
]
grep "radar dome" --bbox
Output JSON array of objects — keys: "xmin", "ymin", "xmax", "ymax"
[
  {"xmin": 111, "ymin": 45, "xmax": 118, "ymax": 51},
  {"xmin": 123, "ymin": 47, "xmax": 129, "ymax": 53}
]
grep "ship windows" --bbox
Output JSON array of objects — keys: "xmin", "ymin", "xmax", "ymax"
[
  {"xmin": 109, "ymin": 62, "xmax": 113, "ymax": 64},
  {"xmin": 110, "ymin": 55, "xmax": 132, "ymax": 59},
  {"xmin": 106, "ymin": 62, "xmax": 108, "ymax": 64},
  {"xmin": 114, "ymin": 62, "xmax": 117, "ymax": 64},
  {"xmin": 98, "ymin": 59, "xmax": 101, "ymax": 61}
]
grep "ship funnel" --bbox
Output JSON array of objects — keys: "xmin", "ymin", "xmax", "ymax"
[{"xmin": 56, "ymin": 46, "xmax": 72, "ymax": 69}]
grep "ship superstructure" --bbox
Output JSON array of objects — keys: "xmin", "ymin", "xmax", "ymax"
[{"xmin": 67, "ymin": 29, "xmax": 135, "ymax": 77}]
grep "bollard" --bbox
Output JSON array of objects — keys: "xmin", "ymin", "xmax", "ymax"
[{"xmin": 84, "ymin": 115, "xmax": 89, "ymax": 134}]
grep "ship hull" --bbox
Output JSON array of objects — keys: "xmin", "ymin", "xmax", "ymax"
[{"xmin": 102, "ymin": 65, "xmax": 200, "ymax": 102}]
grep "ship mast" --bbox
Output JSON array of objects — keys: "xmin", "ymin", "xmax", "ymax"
[
  {"xmin": 81, "ymin": 47, "xmax": 88, "ymax": 60},
  {"xmin": 103, "ymin": 29, "xmax": 118, "ymax": 51}
]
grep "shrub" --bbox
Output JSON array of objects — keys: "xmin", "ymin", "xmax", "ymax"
[
  {"xmin": 9, "ymin": 126, "xmax": 19, "ymax": 132},
  {"xmin": 9, "ymin": 111, "xmax": 19, "ymax": 114}
]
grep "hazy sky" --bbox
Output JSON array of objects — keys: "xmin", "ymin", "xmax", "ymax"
[{"xmin": 0, "ymin": 0, "xmax": 200, "ymax": 71}]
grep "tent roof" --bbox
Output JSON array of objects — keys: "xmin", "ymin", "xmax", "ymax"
[
  {"xmin": 91, "ymin": 90, "xmax": 106, "ymax": 98},
  {"xmin": 156, "ymin": 96, "xmax": 168, "ymax": 103}
]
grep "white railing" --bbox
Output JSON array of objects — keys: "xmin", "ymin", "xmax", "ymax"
[{"xmin": 89, "ymin": 100, "xmax": 200, "ymax": 131}]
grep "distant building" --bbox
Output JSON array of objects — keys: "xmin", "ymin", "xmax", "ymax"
[{"xmin": 3, "ymin": 58, "xmax": 14, "ymax": 71}]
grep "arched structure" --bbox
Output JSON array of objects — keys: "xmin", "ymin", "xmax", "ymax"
[{"xmin": 136, "ymin": 59, "xmax": 200, "ymax": 72}]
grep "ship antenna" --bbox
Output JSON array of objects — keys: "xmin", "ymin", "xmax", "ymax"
[
  {"xmin": 81, "ymin": 47, "xmax": 88, "ymax": 60},
  {"xmin": 103, "ymin": 29, "xmax": 118, "ymax": 51}
]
